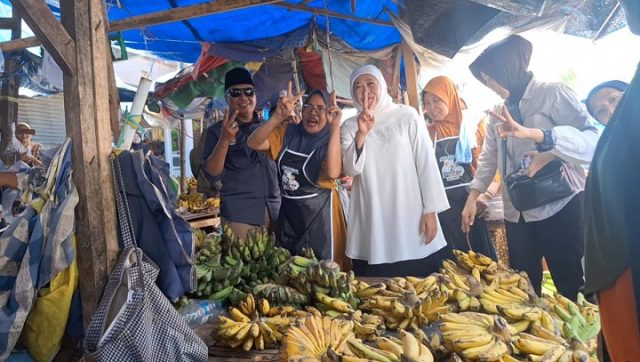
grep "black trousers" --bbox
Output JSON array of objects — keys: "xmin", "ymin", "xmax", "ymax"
[
  {"xmin": 352, "ymin": 247, "xmax": 450, "ymax": 278},
  {"xmin": 504, "ymin": 192, "xmax": 585, "ymax": 300}
]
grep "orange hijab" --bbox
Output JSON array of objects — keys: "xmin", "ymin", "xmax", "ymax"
[{"xmin": 423, "ymin": 76, "xmax": 463, "ymax": 140}]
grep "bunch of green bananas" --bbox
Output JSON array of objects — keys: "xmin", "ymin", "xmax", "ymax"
[
  {"xmin": 550, "ymin": 293, "xmax": 600, "ymax": 343},
  {"xmin": 253, "ymin": 283, "xmax": 309, "ymax": 306},
  {"xmin": 289, "ymin": 259, "xmax": 359, "ymax": 312},
  {"xmin": 192, "ymin": 252, "xmax": 244, "ymax": 299}
]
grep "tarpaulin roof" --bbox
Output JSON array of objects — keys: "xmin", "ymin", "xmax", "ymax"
[{"xmin": 103, "ymin": 0, "xmax": 401, "ymax": 63}]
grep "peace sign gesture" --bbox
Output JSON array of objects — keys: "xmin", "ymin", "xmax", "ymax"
[
  {"xmin": 274, "ymin": 81, "xmax": 305, "ymax": 124},
  {"xmin": 220, "ymin": 109, "xmax": 240, "ymax": 145},
  {"xmin": 489, "ymin": 105, "xmax": 530, "ymax": 139},
  {"xmin": 326, "ymin": 90, "xmax": 342, "ymax": 129},
  {"xmin": 357, "ymin": 91, "xmax": 375, "ymax": 136}
]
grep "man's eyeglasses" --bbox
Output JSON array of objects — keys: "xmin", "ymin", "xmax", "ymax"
[
  {"xmin": 226, "ymin": 87, "xmax": 256, "ymax": 98},
  {"xmin": 302, "ymin": 104, "xmax": 326, "ymax": 114}
]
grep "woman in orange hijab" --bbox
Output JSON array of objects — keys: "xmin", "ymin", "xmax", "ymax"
[{"xmin": 422, "ymin": 76, "xmax": 496, "ymax": 259}]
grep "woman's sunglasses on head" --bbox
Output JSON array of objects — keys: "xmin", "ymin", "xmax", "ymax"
[{"xmin": 226, "ymin": 87, "xmax": 256, "ymax": 98}]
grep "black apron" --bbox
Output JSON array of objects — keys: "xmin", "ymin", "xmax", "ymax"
[
  {"xmin": 276, "ymin": 147, "xmax": 333, "ymax": 260},
  {"xmin": 434, "ymin": 134, "xmax": 497, "ymax": 260}
]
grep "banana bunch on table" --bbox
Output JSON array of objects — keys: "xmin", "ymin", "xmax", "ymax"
[
  {"xmin": 215, "ymin": 294, "xmax": 302, "ymax": 351},
  {"xmin": 439, "ymin": 312, "xmax": 513, "ymax": 361}
]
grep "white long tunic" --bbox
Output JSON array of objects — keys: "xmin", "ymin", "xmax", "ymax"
[{"xmin": 341, "ymin": 104, "xmax": 450, "ymax": 264}]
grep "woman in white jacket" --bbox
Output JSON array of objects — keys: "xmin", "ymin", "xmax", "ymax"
[{"xmin": 340, "ymin": 64, "xmax": 450, "ymax": 277}]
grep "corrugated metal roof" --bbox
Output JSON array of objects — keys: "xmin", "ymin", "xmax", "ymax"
[{"xmin": 17, "ymin": 93, "xmax": 66, "ymax": 147}]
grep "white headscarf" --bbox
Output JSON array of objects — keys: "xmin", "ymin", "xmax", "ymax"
[{"xmin": 349, "ymin": 65, "xmax": 394, "ymax": 113}]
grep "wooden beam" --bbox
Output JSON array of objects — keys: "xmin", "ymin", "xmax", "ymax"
[
  {"xmin": 108, "ymin": 0, "xmax": 283, "ymax": 33},
  {"xmin": 401, "ymin": 40, "xmax": 420, "ymax": 112},
  {"xmin": 275, "ymin": 3, "xmax": 394, "ymax": 27},
  {"xmin": 0, "ymin": 36, "xmax": 39, "ymax": 52},
  {"xmin": 61, "ymin": 0, "xmax": 119, "ymax": 328},
  {"xmin": 390, "ymin": 45, "xmax": 403, "ymax": 101},
  {"xmin": 10, "ymin": 0, "xmax": 76, "ymax": 75},
  {"xmin": 1, "ymin": 0, "xmax": 283, "ymax": 52},
  {"xmin": 0, "ymin": 17, "xmax": 19, "ymax": 29}
]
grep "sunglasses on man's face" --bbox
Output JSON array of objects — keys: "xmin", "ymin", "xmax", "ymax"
[{"xmin": 227, "ymin": 87, "xmax": 256, "ymax": 98}]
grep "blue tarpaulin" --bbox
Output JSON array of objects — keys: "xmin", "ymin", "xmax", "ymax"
[{"xmin": 0, "ymin": 0, "xmax": 401, "ymax": 63}]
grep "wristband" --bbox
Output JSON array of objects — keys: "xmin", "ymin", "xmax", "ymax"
[{"xmin": 535, "ymin": 128, "xmax": 555, "ymax": 152}]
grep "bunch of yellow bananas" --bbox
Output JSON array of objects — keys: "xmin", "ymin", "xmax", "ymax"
[
  {"xmin": 366, "ymin": 289, "xmax": 422, "ymax": 330},
  {"xmin": 439, "ymin": 312, "xmax": 513, "ymax": 361},
  {"xmin": 280, "ymin": 314, "xmax": 355, "ymax": 361},
  {"xmin": 351, "ymin": 310, "xmax": 386, "ymax": 341},
  {"xmin": 452, "ymin": 249, "xmax": 499, "ymax": 274},
  {"xmin": 339, "ymin": 329, "xmax": 434, "ymax": 362},
  {"xmin": 178, "ymin": 192, "xmax": 219, "ymax": 213},
  {"xmin": 215, "ymin": 294, "xmax": 302, "ymax": 351}
]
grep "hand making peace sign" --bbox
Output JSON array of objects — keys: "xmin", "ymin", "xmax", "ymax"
[
  {"xmin": 326, "ymin": 90, "xmax": 342, "ymax": 129},
  {"xmin": 274, "ymin": 81, "xmax": 305, "ymax": 124},
  {"xmin": 357, "ymin": 91, "xmax": 375, "ymax": 136}
]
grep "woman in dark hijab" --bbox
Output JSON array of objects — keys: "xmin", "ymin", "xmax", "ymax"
[
  {"xmin": 585, "ymin": 80, "xmax": 627, "ymax": 125},
  {"xmin": 248, "ymin": 86, "xmax": 349, "ymax": 270},
  {"xmin": 584, "ymin": 0, "xmax": 640, "ymax": 358},
  {"xmin": 462, "ymin": 35, "xmax": 597, "ymax": 300}
]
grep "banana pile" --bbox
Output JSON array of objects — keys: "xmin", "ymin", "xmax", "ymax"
[
  {"xmin": 351, "ymin": 310, "xmax": 386, "ymax": 341},
  {"xmin": 223, "ymin": 227, "xmax": 291, "ymax": 292},
  {"xmin": 253, "ymin": 283, "xmax": 310, "ymax": 306},
  {"xmin": 547, "ymin": 293, "xmax": 600, "ymax": 344},
  {"xmin": 291, "ymin": 259, "xmax": 359, "ymax": 311},
  {"xmin": 193, "ymin": 246, "xmax": 243, "ymax": 299},
  {"xmin": 341, "ymin": 329, "xmax": 434, "ymax": 362},
  {"xmin": 178, "ymin": 192, "xmax": 219, "ymax": 213},
  {"xmin": 216, "ymin": 294, "xmax": 302, "ymax": 351},
  {"xmin": 190, "ymin": 226, "xmax": 292, "ymax": 303},
  {"xmin": 439, "ymin": 312, "xmax": 513, "ymax": 361},
  {"xmin": 279, "ymin": 314, "xmax": 355, "ymax": 361}
]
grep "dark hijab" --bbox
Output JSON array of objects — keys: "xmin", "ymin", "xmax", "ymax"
[
  {"xmin": 469, "ymin": 35, "xmax": 534, "ymax": 111},
  {"xmin": 282, "ymin": 89, "xmax": 332, "ymax": 182}
]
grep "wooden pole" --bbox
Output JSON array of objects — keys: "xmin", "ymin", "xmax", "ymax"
[
  {"xmin": 180, "ymin": 115, "xmax": 187, "ymax": 192},
  {"xmin": 107, "ymin": 47, "xmax": 121, "ymax": 144},
  {"xmin": 390, "ymin": 45, "xmax": 403, "ymax": 101},
  {"xmin": 401, "ymin": 40, "xmax": 420, "ymax": 112},
  {"xmin": 0, "ymin": 8, "xmax": 21, "ymax": 164},
  {"xmin": 60, "ymin": 0, "xmax": 119, "ymax": 327}
]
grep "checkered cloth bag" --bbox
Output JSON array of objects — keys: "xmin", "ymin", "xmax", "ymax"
[{"xmin": 83, "ymin": 155, "xmax": 208, "ymax": 361}]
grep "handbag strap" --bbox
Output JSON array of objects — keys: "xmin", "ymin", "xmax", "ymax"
[
  {"xmin": 502, "ymin": 138, "xmax": 509, "ymax": 177},
  {"xmin": 111, "ymin": 154, "xmax": 137, "ymax": 250}
]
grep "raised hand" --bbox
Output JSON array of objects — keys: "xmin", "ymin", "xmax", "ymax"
[
  {"xmin": 490, "ymin": 105, "xmax": 529, "ymax": 139},
  {"xmin": 220, "ymin": 109, "xmax": 240, "ymax": 145},
  {"xmin": 357, "ymin": 91, "xmax": 375, "ymax": 136},
  {"xmin": 326, "ymin": 91, "xmax": 342, "ymax": 129},
  {"xmin": 274, "ymin": 81, "xmax": 305, "ymax": 124}
]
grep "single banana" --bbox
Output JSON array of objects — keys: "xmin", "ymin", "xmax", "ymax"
[
  {"xmin": 375, "ymin": 337, "xmax": 404, "ymax": 359},
  {"xmin": 229, "ymin": 307, "xmax": 251, "ymax": 323},
  {"xmin": 451, "ymin": 332, "xmax": 494, "ymax": 350}
]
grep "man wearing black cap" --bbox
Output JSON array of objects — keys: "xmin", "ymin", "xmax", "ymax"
[{"xmin": 202, "ymin": 68, "xmax": 280, "ymax": 238}]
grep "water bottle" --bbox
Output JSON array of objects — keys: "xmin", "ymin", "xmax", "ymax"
[
  {"xmin": 179, "ymin": 299, "xmax": 223, "ymax": 327},
  {"xmin": 262, "ymin": 101, "xmax": 272, "ymax": 121}
]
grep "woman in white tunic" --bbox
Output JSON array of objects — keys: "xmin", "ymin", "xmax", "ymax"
[{"xmin": 340, "ymin": 64, "xmax": 450, "ymax": 277}]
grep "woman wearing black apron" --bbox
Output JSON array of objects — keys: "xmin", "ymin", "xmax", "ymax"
[
  {"xmin": 422, "ymin": 76, "xmax": 496, "ymax": 260},
  {"xmin": 248, "ymin": 86, "xmax": 349, "ymax": 270}
]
